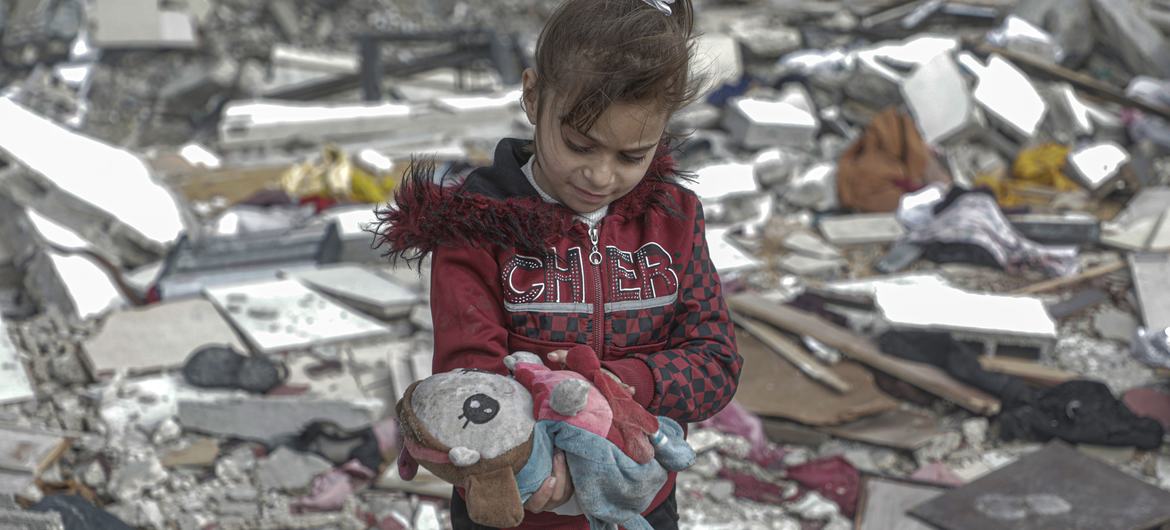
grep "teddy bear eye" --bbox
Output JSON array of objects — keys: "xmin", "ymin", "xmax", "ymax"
[{"xmin": 458, "ymin": 393, "xmax": 500, "ymax": 428}]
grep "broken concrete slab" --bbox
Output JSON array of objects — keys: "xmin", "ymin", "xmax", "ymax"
[
  {"xmin": 722, "ymin": 87, "xmax": 819, "ymax": 150},
  {"xmin": 204, "ymin": 279, "xmax": 392, "ymax": 354},
  {"xmin": 912, "ymin": 442, "xmax": 1170, "ymax": 530},
  {"xmin": 288, "ymin": 265, "xmax": 420, "ymax": 320},
  {"xmin": 82, "ymin": 299, "xmax": 244, "ymax": 378},
  {"xmin": 1093, "ymin": 308, "xmax": 1139, "ymax": 343},
  {"xmin": 0, "ymin": 99, "xmax": 185, "ymax": 265},
  {"xmin": 1090, "ymin": 0, "xmax": 1170, "ymax": 78},
  {"xmin": 177, "ymin": 395, "xmax": 381, "ymax": 441},
  {"xmin": 818, "ymin": 214, "xmax": 906, "ymax": 246},
  {"xmin": 1066, "ymin": 142, "xmax": 1129, "ymax": 193},
  {"xmin": 985, "ymin": 15, "xmax": 1063, "ymax": 64},
  {"xmin": 0, "ymin": 316, "xmax": 34, "ymax": 405},
  {"xmin": 783, "ymin": 231, "xmax": 842, "ymax": 260},
  {"xmin": 875, "ymin": 283, "xmax": 1057, "ymax": 357},
  {"xmin": 778, "ymin": 254, "xmax": 847, "ymax": 278},
  {"xmin": 255, "ymin": 447, "xmax": 333, "ymax": 492},
  {"xmin": 784, "ymin": 163, "xmax": 838, "ymax": 212},
  {"xmin": 729, "ymin": 21, "xmax": 801, "ymax": 60},
  {"xmin": 967, "ymin": 54, "xmax": 1048, "ymax": 141},
  {"xmin": 285, "ymin": 353, "xmax": 367, "ymax": 402},
  {"xmin": 902, "ymin": 53, "xmax": 984, "ymax": 145},
  {"xmin": 160, "ymin": 437, "xmax": 220, "ymax": 468},
  {"xmin": 90, "ymin": 0, "xmax": 198, "ymax": 49},
  {"xmin": 1130, "ymin": 253, "xmax": 1170, "ymax": 332}
]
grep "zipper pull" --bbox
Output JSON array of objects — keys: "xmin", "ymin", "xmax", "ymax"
[{"xmin": 588, "ymin": 226, "xmax": 602, "ymax": 265}]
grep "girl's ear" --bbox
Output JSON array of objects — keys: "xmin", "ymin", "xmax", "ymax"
[{"xmin": 521, "ymin": 68, "xmax": 539, "ymax": 126}]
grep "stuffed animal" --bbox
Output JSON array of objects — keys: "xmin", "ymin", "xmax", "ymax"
[{"xmin": 395, "ymin": 346, "xmax": 695, "ymax": 530}]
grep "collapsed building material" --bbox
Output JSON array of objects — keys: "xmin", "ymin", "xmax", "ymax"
[
  {"xmin": 0, "ymin": 99, "xmax": 185, "ymax": 267},
  {"xmin": 818, "ymin": 214, "xmax": 905, "ymax": 246},
  {"xmin": 1011, "ymin": 260, "xmax": 1124, "ymax": 295},
  {"xmin": 985, "ymin": 15, "xmax": 1063, "ymax": 64},
  {"xmin": 874, "ymin": 284, "xmax": 1057, "ymax": 358},
  {"xmin": 90, "ymin": 0, "xmax": 198, "ymax": 49},
  {"xmin": 156, "ymin": 223, "xmax": 342, "ymax": 300},
  {"xmin": 204, "ymin": 278, "xmax": 392, "ymax": 354},
  {"xmin": 289, "ymin": 265, "xmax": 420, "ymax": 320},
  {"xmin": 731, "ymin": 313, "xmax": 851, "ymax": 393},
  {"xmin": 1130, "ymin": 252, "xmax": 1170, "ymax": 332},
  {"xmin": 728, "ymin": 293, "xmax": 1001, "ymax": 415},
  {"xmin": 177, "ymin": 395, "xmax": 381, "ymax": 441},
  {"xmin": 911, "ymin": 442, "xmax": 1170, "ymax": 530},
  {"xmin": 0, "ymin": 316, "xmax": 34, "ymax": 405},
  {"xmin": 901, "ymin": 53, "xmax": 984, "ymax": 145},
  {"xmin": 722, "ymin": 87, "xmax": 819, "ymax": 150},
  {"xmin": 81, "ymin": 299, "xmax": 244, "ymax": 378},
  {"xmin": 1066, "ymin": 142, "xmax": 1130, "ymax": 193},
  {"xmin": 827, "ymin": 409, "xmax": 951, "ymax": 451},
  {"xmin": 1006, "ymin": 213, "xmax": 1100, "ymax": 246},
  {"xmin": 964, "ymin": 54, "xmax": 1048, "ymax": 141},
  {"xmin": 735, "ymin": 328, "xmax": 897, "ymax": 426}
]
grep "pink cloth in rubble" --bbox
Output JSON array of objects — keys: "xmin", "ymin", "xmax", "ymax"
[{"xmin": 697, "ymin": 401, "xmax": 786, "ymax": 467}]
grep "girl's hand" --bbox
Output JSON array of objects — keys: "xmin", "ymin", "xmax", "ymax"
[
  {"xmin": 546, "ymin": 350, "xmax": 634, "ymax": 395},
  {"xmin": 524, "ymin": 450, "xmax": 574, "ymax": 512}
]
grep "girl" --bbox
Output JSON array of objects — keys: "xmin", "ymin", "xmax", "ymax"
[{"xmin": 376, "ymin": 0, "xmax": 741, "ymax": 527}]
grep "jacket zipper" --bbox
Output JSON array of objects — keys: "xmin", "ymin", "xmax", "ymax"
[{"xmin": 588, "ymin": 222, "xmax": 604, "ymax": 357}]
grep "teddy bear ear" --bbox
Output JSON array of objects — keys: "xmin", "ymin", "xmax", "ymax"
[{"xmin": 449, "ymin": 446, "xmax": 482, "ymax": 467}]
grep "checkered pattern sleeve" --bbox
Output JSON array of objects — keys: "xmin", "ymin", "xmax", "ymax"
[
  {"xmin": 639, "ymin": 203, "xmax": 742, "ymax": 423},
  {"xmin": 429, "ymin": 245, "xmax": 511, "ymax": 375}
]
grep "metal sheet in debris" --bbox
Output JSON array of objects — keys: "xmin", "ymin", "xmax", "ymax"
[
  {"xmin": 876, "ymin": 284, "xmax": 1056, "ymax": 339},
  {"xmin": 205, "ymin": 279, "xmax": 391, "ymax": 354},
  {"xmin": 911, "ymin": 442, "xmax": 1170, "ymax": 530},
  {"xmin": 1130, "ymin": 253, "xmax": 1170, "ymax": 331}
]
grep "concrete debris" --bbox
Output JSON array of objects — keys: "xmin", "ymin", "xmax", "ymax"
[
  {"xmin": 81, "ymin": 298, "xmax": 244, "ymax": 377},
  {"xmin": 204, "ymin": 278, "xmax": 392, "ymax": 354},
  {"xmin": 289, "ymin": 265, "xmax": 420, "ymax": 320},
  {"xmin": 875, "ymin": 283, "xmax": 1058, "ymax": 357},
  {"xmin": 1067, "ymin": 142, "xmax": 1130, "ymax": 193},
  {"xmin": 818, "ymin": 214, "xmax": 905, "ymax": 246},
  {"xmin": 256, "ymin": 447, "xmax": 333, "ymax": 492},
  {"xmin": 0, "ymin": 317, "xmax": 35, "ymax": 405},
  {"xmin": 966, "ymin": 54, "xmax": 1048, "ymax": 141},
  {"xmin": 901, "ymin": 52, "xmax": 983, "ymax": 145},
  {"xmin": 723, "ymin": 86, "xmax": 819, "ymax": 150},
  {"xmin": 177, "ymin": 395, "xmax": 381, "ymax": 441},
  {"xmin": 784, "ymin": 163, "xmax": 838, "ymax": 211},
  {"xmin": 986, "ymin": 15, "xmax": 1064, "ymax": 64},
  {"xmin": 90, "ymin": 0, "xmax": 198, "ymax": 49},
  {"xmin": 0, "ymin": 508, "xmax": 64, "ymax": 530}
]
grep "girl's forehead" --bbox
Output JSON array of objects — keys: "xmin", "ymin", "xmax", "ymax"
[{"xmin": 555, "ymin": 100, "xmax": 669, "ymax": 147}]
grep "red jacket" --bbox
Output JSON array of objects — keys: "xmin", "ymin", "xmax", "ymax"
[{"xmin": 375, "ymin": 139, "xmax": 741, "ymax": 529}]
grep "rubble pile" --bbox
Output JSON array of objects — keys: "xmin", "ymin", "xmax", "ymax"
[{"xmin": 2, "ymin": 0, "xmax": 1170, "ymax": 528}]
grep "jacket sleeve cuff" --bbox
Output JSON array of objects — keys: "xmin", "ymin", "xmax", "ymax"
[{"xmin": 601, "ymin": 358, "xmax": 655, "ymax": 409}]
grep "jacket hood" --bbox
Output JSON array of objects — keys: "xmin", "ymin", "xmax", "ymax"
[{"xmin": 371, "ymin": 138, "xmax": 684, "ymax": 266}]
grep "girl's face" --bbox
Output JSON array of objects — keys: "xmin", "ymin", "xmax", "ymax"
[{"xmin": 523, "ymin": 71, "xmax": 669, "ymax": 215}]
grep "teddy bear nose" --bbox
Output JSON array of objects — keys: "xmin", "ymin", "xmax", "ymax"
[{"xmin": 459, "ymin": 393, "xmax": 500, "ymax": 428}]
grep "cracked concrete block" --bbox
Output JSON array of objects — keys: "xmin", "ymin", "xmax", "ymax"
[
  {"xmin": 255, "ymin": 447, "xmax": 333, "ymax": 492},
  {"xmin": 902, "ymin": 53, "xmax": 983, "ymax": 145},
  {"xmin": 177, "ymin": 395, "xmax": 381, "ymax": 441}
]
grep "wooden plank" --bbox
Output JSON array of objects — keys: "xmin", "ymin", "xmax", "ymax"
[
  {"xmin": 732, "ymin": 313, "xmax": 852, "ymax": 393},
  {"xmin": 0, "ymin": 427, "xmax": 68, "ymax": 475},
  {"xmin": 728, "ymin": 293, "xmax": 1002, "ymax": 415},
  {"xmin": 977, "ymin": 356, "xmax": 1077, "ymax": 387},
  {"xmin": 736, "ymin": 329, "xmax": 898, "ymax": 426},
  {"xmin": 826, "ymin": 408, "xmax": 949, "ymax": 450},
  {"xmin": 1010, "ymin": 261, "xmax": 1126, "ymax": 295}
]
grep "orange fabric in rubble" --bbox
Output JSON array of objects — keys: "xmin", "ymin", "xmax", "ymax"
[{"xmin": 837, "ymin": 108, "xmax": 950, "ymax": 212}]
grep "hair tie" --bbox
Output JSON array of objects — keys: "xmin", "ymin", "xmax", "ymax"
[{"xmin": 642, "ymin": 0, "xmax": 674, "ymax": 15}]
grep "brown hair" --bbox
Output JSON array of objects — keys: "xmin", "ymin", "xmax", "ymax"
[{"xmin": 527, "ymin": 0, "xmax": 701, "ymax": 135}]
